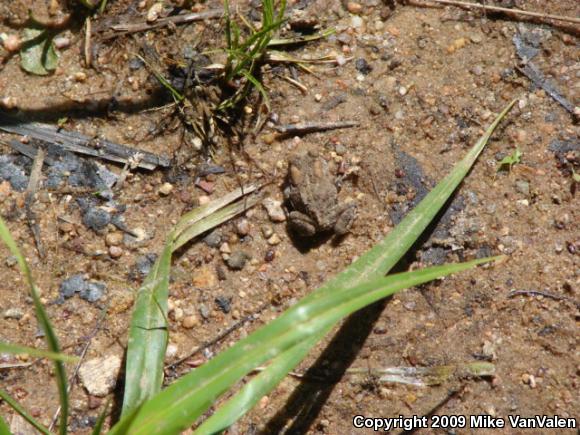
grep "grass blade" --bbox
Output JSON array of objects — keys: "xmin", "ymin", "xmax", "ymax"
[
  {"xmin": 172, "ymin": 184, "xmax": 259, "ymax": 250},
  {"xmin": 192, "ymin": 99, "xmax": 516, "ymax": 431},
  {"xmin": 122, "ymin": 187, "xmax": 261, "ymax": 415},
  {"xmin": 0, "ymin": 390, "xmax": 50, "ymax": 435},
  {"xmin": 0, "ymin": 415, "xmax": 9, "ymax": 435},
  {"xmin": 0, "ymin": 343, "xmax": 77, "ymax": 363},
  {"xmin": 121, "ymin": 239, "xmax": 172, "ymax": 416},
  {"xmin": 0, "ymin": 217, "xmax": 69, "ymax": 435},
  {"xmin": 91, "ymin": 400, "xmax": 110, "ymax": 435}
]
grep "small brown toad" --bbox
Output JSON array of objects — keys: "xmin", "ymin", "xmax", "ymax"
[{"xmin": 284, "ymin": 150, "xmax": 355, "ymax": 237}]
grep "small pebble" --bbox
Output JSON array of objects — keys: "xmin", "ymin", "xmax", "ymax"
[
  {"xmin": 73, "ymin": 72, "xmax": 87, "ymax": 83},
  {"xmin": 265, "ymin": 249, "xmax": 275, "ymax": 262},
  {"xmin": 158, "ymin": 182, "xmax": 174, "ymax": 196},
  {"xmin": 219, "ymin": 242, "xmax": 231, "ymax": 254},
  {"xmin": 215, "ymin": 296, "xmax": 232, "ymax": 313},
  {"xmin": 203, "ymin": 231, "xmax": 221, "ymax": 248},
  {"xmin": 227, "ymin": 250, "xmax": 250, "ymax": 270},
  {"xmin": 267, "ymin": 234, "xmax": 282, "ymax": 245},
  {"xmin": 0, "ymin": 96, "xmax": 17, "ymax": 109},
  {"xmin": 515, "ymin": 180, "xmax": 530, "ymax": 196},
  {"xmin": 165, "ymin": 343, "xmax": 178, "ymax": 359},
  {"xmin": 346, "ymin": 1, "xmax": 362, "ymax": 14},
  {"xmin": 350, "ymin": 15, "xmax": 363, "ymax": 29},
  {"xmin": 470, "ymin": 33, "xmax": 483, "ymax": 43},
  {"xmin": 53, "ymin": 36, "xmax": 71, "ymax": 49},
  {"xmin": 3, "ymin": 308, "xmax": 23, "ymax": 320},
  {"xmin": 471, "ymin": 65, "xmax": 483, "ymax": 76},
  {"xmin": 2, "ymin": 34, "xmax": 21, "ymax": 52},
  {"xmin": 109, "ymin": 246, "xmax": 123, "ymax": 258},
  {"xmin": 235, "ymin": 219, "xmax": 250, "ymax": 236},
  {"xmin": 105, "ymin": 232, "xmax": 123, "ymax": 247},
  {"xmin": 199, "ymin": 304, "xmax": 211, "ymax": 319},
  {"xmin": 123, "ymin": 227, "xmax": 148, "ymax": 248},
  {"xmin": 182, "ymin": 315, "xmax": 199, "ymax": 329},
  {"xmin": 314, "ymin": 93, "xmax": 322, "ymax": 102},
  {"xmin": 146, "ymin": 2, "xmax": 163, "ymax": 23},
  {"xmin": 355, "ymin": 58, "xmax": 372, "ymax": 75},
  {"xmin": 263, "ymin": 198, "xmax": 286, "ymax": 222},
  {"xmin": 262, "ymin": 225, "xmax": 274, "ymax": 238},
  {"xmin": 447, "ymin": 37, "xmax": 468, "ymax": 54},
  {"xmin": 398, "ymin": 86, "xmax": 408, "ymax": 96},
  {"xmin": 198, "ymin": 195, "xmax": 210, "ymax": 205},
  {"xmin": 79, "ymin": 355, "xmax": 122, "ymax": 397},
  {"xmin": 192, "ymin": 136, "xmax": 203, "ymax": 151}
]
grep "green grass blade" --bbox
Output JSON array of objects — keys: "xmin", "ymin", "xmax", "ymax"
[
  {"xmin": 172, "ymin": 184, "xmax": 258, "ymax": 249},
  {"xmin": 0, "ymin": 414, "xmax": 11, "ymax": 435},
  {"xmin": 192, "ymin": 100, "xmax": 516, "ymax": 431},
  {"xmin": 111, "ymin": 257, "xmax": 498, "ymax": 435},
  {"xmin": 0, "ymin": 217, "xmax": 69, "ymax": 435},
  {"xmin": 0, "ymin": 390, "xmax": 50, "ymax": 435},
  {"xmin": 240, "ymin": 70, "xmax": 270, "ymax": 110},
  {"xmin": 195, "ymin": 330, "xmax": 323, "ymax": 434},
  {"xmin": 91, "ymin": 400, "xmax": 110, "ymax": 435},
  {"xmin": 172, "ymin": 195, "xmax": 260, "ymax": 252},
  {"xmin": 122, "ymin": 188, "xmax": 260, "ymax": 415},
  {"xmin": 0, "ymin": 342, "xmax": 77, "ymax": 363},
  {"xmin": 121, "ymin": 239, "xmax": 172, "ymax": 416}
]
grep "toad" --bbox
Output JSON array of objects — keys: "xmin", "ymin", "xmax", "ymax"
[{"xmin": 284, "ymin": 150, "xmax": 355, "ymax": 237}]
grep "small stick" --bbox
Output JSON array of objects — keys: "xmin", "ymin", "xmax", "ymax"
[
  {"xmin": 275, "ymin": 121, "xmax": 359, "ymax": 137},
  {"xmin": 25, "ymin": 147, "xmax": 46, "ymax": 259},
  {"xmin": 280, "ymin": 75, "xmax": 308, "ymax": 94},
  {"xmin": 508, "ymin": 289, "xmax": 579, "ymax": 307},
  {"xmin": 101, "ymin": 10, "xmax": 223, "ymax": 40},
  {"xmin": 411, "ymin": 0, "xmax": 580, "ymax": 25},
  {"xmin": 84, "ymin": 17, "xmax": 92, "ymax": 68}
]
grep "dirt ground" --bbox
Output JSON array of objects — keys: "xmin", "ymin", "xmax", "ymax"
[{"xmin": 0, "ymin": 0, "xmax": 578, "ymax": 434}]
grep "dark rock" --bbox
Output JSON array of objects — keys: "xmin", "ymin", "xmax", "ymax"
[
  {"xmin": 129, "ymin": 57, "xmax": 144, "ymax": 70},
  {"xmin": 80, "ymin": 282, "xmax": 106, "ymax": 303},
  {"xmin": 130, "ymin": 254, "xmax": 158, "ymax": 280},
  {"xmin": 203, "ymin": 231, "xmax": 222, "ymax": 248},
  {"xmin": 0, "ymin": 155, "xmax": 29, "ymax": 191},
  {"xmin": 355, "ymin": 58, "xmax": 373, "ymax": 75},
  {"xmin": 215, "ymin": 296, "xmax": 232, "ymax": 314},
  {"xmin": 199, "ymin": 303, "xmax": 210, "ymax": 319},
  {"xmin": 321, "ymin": 94, "xmax": 347, "ymax": 112},
  {"xmin": 60, "ymin": 274, "xmax": 86, "ymax": 299},
  {"xmin": 59, "ymin": 275, "xmax": 105, "ymax": 303},
  {"xmin": 82, "ymin": 206, "xmax": 112, "ymax": 232},
  {"xmin": 226, "ymin": 250, "xmax": 250, "ymax": 270}
]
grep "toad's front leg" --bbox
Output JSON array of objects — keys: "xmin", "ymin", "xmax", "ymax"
[{"xmin": 288, "ymin": 211, "xmax": 318, "ymax": 237}]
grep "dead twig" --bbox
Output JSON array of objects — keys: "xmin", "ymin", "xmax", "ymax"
[
  {"xmin": 508, "ymin": 289, "xmax": 580, "ymax": 308},
  {"xmin": 84, "ymin": 17, "xmax": 92, "ymax": 68},
  {"xmin": 1, "ymin": 112, "xmax": 170, "ymax": 170},
  {"xmin": 274, "ymin": 121, "xmax": 359, "ymax": 138},
  {"xmin": 411, "ymin": 0, "xmax": 580, "ymax": 25},
  {"xmin": 24, "ymin": 147, "xmax": 46, "ymax": 259},
  {"xmin": 516, "ymin": 64, "xmax": 578, "ymax": 119},
  {"xmin": 100, "ymin": 10, "xmax": 223, "ymax": 40}
]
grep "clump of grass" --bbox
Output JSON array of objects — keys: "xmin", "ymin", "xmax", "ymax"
[
  {"xmin": 0, "ymin": 101, "xmax": 515, "ymax": 434},
  {"xmin": 218, "ymin": 0, "xmax": 286, "ymax": 111}
]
